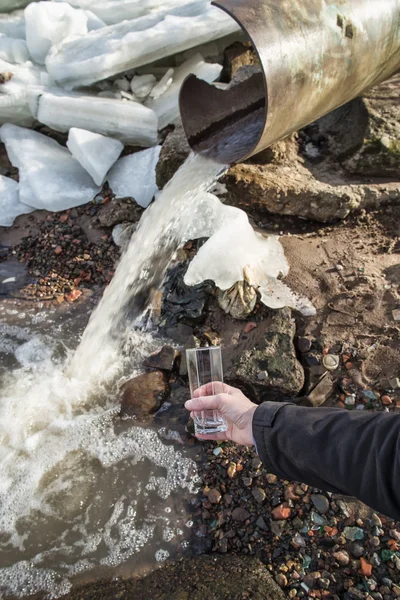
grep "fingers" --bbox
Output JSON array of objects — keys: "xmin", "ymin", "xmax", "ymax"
[
  {"xmin": 193, "ymin": 382, "xmax": 232, "ymax": 398},
  {"xmin": 185, "ymin": 394, "xmax": 227, "ymax": 412}
]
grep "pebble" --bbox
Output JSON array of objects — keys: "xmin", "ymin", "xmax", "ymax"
[
  {"xmin": 266, "ymin": 473, "xmax": 278, "ymax": 484},
  {"xmin": 311, "ymin": 512, "xmax": 327, "ymax": 526},
  {"xmin": 292, "ymin": 533, "xmax": 306, "ymax": 548},
  {"xmin": 297, "ymin": 337, "xmax": 312, "ymax": 353},
  {"xmin": 272, "ymin": 504, "xmax": 291, "ymax": 520},
  {"xmin": 231, "ymin": 507, "xmax": 250, "ymax": 522},
  {"xmin": 381, "ymin": 395, "xmax": 392, "ymax": 405},
  {"xmin": 207, "ymin": 488, "xmax": 222, "ymax": 505},
  {"xmin": 360, "ymin": 557, "xmax": 373, "ymax": 577},
  {"xmin": 244, "ymin": 322, "xmax": 257, "ymax": 333},
  {"xmin": 345, "ymin": 395, "xmax": 356, "ymax": 406},
  {"xmin": 213, "ymin": 447, "xmax": 222, "ymax": 456},
  {"xmin": 256, "ymin": 516, "xmax": 268, "ymax": 531},
  {"xmin": 252, "ymin": 487, "xmax": 266, "ymax": 504},
  {"xmin": 350, "ymin": 542, "xmax": 365, "ymax": 557},
  {"xmin": 257, "ymin": 370, "xmax": 269, "ymax": 381},
  {"xmin": 322, "ymin": 354, "xmax": 340, "ymax": 371},
  {"xmin": 275, "ymin": 574, "xmax": 288, "ymax": 587},
  {"xmin": 344, "ymin": 527, "xmax": 365, "ymax": 541},
  {"xmin": 311, "ymin": 494, "xmax": 329, "ymax": 514},
  {"xmin": 334, "ymin": 551, "xmax": 350, "ymax": 566},
  {"xmin": 227, "ymin": 463, "xmax": 237, "ymax": 479},
  {"xmin": 251, "ymin": 457, "xmax": 262, "ymax": 470}
]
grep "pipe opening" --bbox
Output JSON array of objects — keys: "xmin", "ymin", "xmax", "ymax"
[{"xmin": 179, "ymin": 3, "xmax": 267, "ymax": 163}]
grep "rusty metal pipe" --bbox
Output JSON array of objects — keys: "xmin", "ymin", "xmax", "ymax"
[{"xmin": 179, "ymin": 0, "xmax": 400, "ymax": 163}]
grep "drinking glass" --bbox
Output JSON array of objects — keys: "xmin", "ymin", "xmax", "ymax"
[{"xmin": 186, "ymin": 346, "xmax": 228, "ymax": 435}]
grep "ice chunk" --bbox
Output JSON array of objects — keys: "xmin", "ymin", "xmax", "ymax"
[
  {"xmin": 84, "ymin": 10, "xmax": 105, "ymax": 30},
  {"xmin": 30, "ymin": 89, "xmax": 158, "ymax": 146},
  {"xmin": 2, "ymin": 0, "xmax": 35, "ymax": 12},
  {"xmin": 0, "ymin": 59, "xmax": 43, "ymax": 126},
  {"xmin": 46, "ymin": 6, "xmax": 240, "ymax": 89},
  {"xmin": 67, "ymin": 128, "xmax": 124, "ymax": 186},
  {"xmin": 183, "ymin": 193, "xmax": 316, "ymax": 316},
  {"xmin": 130, "ymin": 74, "xmax": 156, "ymax": 99},
  {"xmin": 0, "ymin": 175, "xmax": 34, "ymax": 227},
  {"xmin": 89, "ymin": 0, "xmax": 209, "ymax": 26},
  {"xmin": 0, "ymin": 11, "xmax": 26, "ymax": 40},
  {"xmin": 147, "ymin": 52, "xmax": 222, "ymax": 129},
  {"xmin": 0, "ymin": 124, "xmax": 100, "ymax": 212},
  {"xmin": 0, "ymin": 35, "xmax": 30, "ymax": 64},
  {"xmin": 25, "ymin": 2, "xmax": 88, "ymax": 65},
  {"xmin": 107, "ymin": 146, "xmax": 162, "ymax": 208},
  {"xmin": 149, "ymin": 68, "xmax": 174, "ymax": 100}
]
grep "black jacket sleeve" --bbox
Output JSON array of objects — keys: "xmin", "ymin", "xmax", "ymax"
[{"xmin": 252, "ymin": 402, "xmax": 400, "ymax": 521}]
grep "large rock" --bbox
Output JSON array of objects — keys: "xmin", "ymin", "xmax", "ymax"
[
  {"xmin": 161, "ymin": 262, "xmax": 214, "ymax": 327},
  {"xmin": 228, "ymin": 308, "xmax": 305, "ymax": 401},
  {"xmin": 343, "ymin": 74, "xmax": 400, "ymax": 178},
  {"xmin": 121, "ymin": 370, "xmax": 168, "ymax": 421},
  {"xmin": 224, "ymin": 159, "xmax": 399, "ymax": 223},
  {"xmin": 97, "ymin": 197, "xmax": 143, "ymax": 228},
  {"xmin": 156, "ymin": 124, "xmax": 191, "ymax": 190},
  {"xmin": 64, "ymin": 555, "xmax": 286, "ymax": 600}
]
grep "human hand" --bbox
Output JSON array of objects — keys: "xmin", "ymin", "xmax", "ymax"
[{"xmin": 185, "ymin": 383, "xmax": 257, "ymax": 446}]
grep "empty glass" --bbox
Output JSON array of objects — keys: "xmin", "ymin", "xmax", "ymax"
[{"xmin": 186, "ymin": 346, "xmax": 228, "ymax": 435}]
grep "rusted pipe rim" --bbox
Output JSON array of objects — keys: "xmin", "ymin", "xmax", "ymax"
[{"xmin": 179, "ymin": 1, "xmax": 268, "ymax": 164}]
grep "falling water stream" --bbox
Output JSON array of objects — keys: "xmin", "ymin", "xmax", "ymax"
[{"xmin": 0, "ymin": 153, "xmax": 226, "ymax": 598}]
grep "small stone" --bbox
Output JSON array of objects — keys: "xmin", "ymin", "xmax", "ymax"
[
  {"xmin": 297, "ymin": 337, "xmax": 312, "ymax": 353},
  {"xmin": 359, "ymin": 557, "xmax": 373, "ymax": 577},
  {"xmin": 223, "ymin": 494, "xmax": 233, "ymax": 506},
  {"xmin": 348, "ymin": 587, "xmax": 365, "ymax": 600},
  {"xmin": 388, "ymin": 378, "xmax": 400, "ymax": 390},
  {"xmin": 322, "ymin": 354, "xmax": 340, "ymax": 371},
  {"xmin": 256, "ymin": 516, "xmax": 269, "ymax": 531},
  {"xmin": 257, "ymin": 370, "xmax": 269, "ymax": 381},
  {"xmin": 54, "ymin": 246, "xmax": 62, "ymax": 255},
  {"xmin": 392, "ymin": 584, "xmax": 400, "ymax": 597},
  {"xmin": 143, "ymin": 345, "xmax": 178, "ymax": 371},
  {"xmin": 266, "ymin": 473, "xmax": 278, "ymax": 484},
  {"xmin": 344, "ymin": 527, "xmax": 365, "ymax": 541},
  {"xmin": 289, "ymin": 589, "xmax": 297, "ymax": 598},
  {"xmin": 227, "ymin": 463, "xmax": 237, "ymax": 479},
  {"xmin": 242, "ymin": 477, "xmax": 252, "ymax": 487},
  {"xmin": 244, "ymin": 322, "xmax": 257, "ymax": 333},
  {"xmin": 345, "ymin": 395, "xmax": 356, "ymax": 406},
  {"xmin": 251, "ymin": 457, "xmax": 262, "ymax": 470},
  {"xmin": 213, "ymin": 447, "xmax": 222, "ymax": 456},
  {"xmin": 392, "ymin": 309, "xmax": 400, "ymax": 321},
  {"xmin": 372, "ymin": 514, "xmax": 382, "ymax": 527},
  {"xmin": 65, "ymin": 289, "xmax": 82, "ymax": 303},
  {"xmin": 319, "ymin": 578, "xmax": 330, "ymax": 590},
  {"xmin": 272, "ymin": 504, "xmax": 291, "ymax": 520},
  {"xmin": 207, "ymin": 488, "xmax": 222, "ymax": 505},
  {"xmin": 311, "ymin": 494, "xmax": 329, "ymax": 514},
  {"xmin": 334, "ymin": 550, "xmax": 350, "ymax": 566},
  {"xmin": 381, "ymin": 395, "xmax": 392, "ymax": 406},
  {"xmin": 350, "ymin": 542, "xmax": 365, "ymax": 558},
  {"xmin": 335, "ymin": 264, "xmax": 344, "ymax": 271},
  {"xmin": 232, "ymin": 507, "xmax": 250, "ymax": 522},
  {"xmin": 311, "ymin": 512, "xmax": 327, "ymax": 526},
  {"xmin": 252, "ymin": 487, "xmax": 266, "ymax": 504},
  {"xmin": 275, "ymin": 574, "xmax": 288, "ymax": 587},
  {"xmin": 362, "ymin": 390, "xmax": 378, "ymax": 401},
  {"xmin": 292, "ymin": 533, "xmax": 306, "ymax": 548}
]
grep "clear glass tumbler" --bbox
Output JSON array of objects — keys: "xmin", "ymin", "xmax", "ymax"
[{"xmin": 186, "ymin": 346, "xmax": 228, "ymax": 435}]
